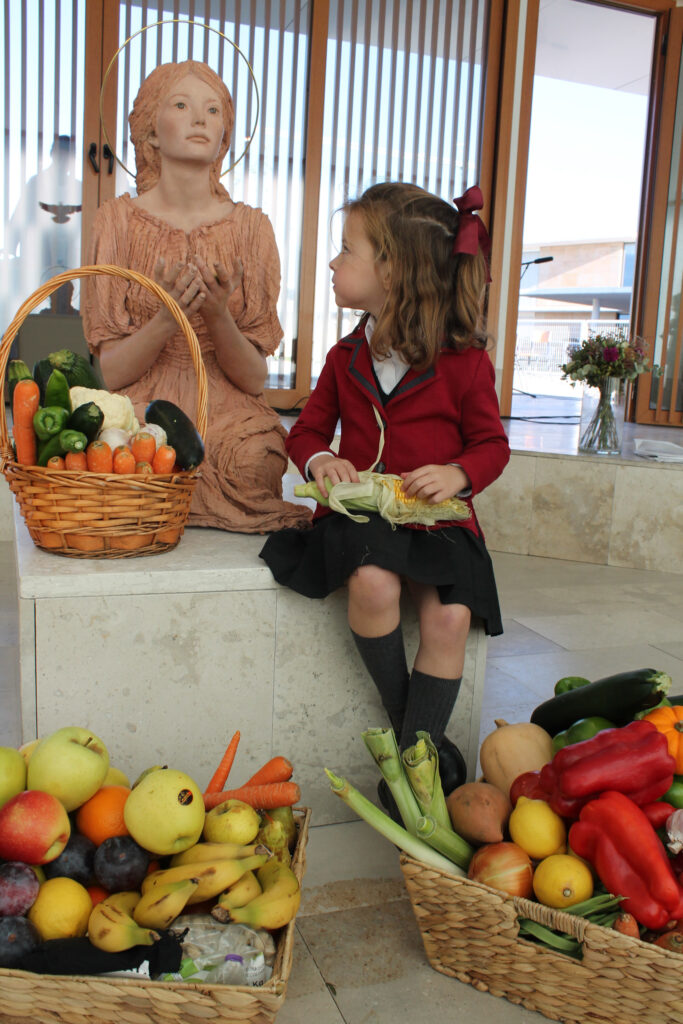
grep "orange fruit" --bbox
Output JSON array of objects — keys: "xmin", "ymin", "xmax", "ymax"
[{"xmin": 75, "ymin": 785, "xmax": 131, "ymax": 846}]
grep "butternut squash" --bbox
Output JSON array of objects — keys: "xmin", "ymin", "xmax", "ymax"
[{"xmin": 479, "ymin": 719, "xmax": 554, "ymax": 798}]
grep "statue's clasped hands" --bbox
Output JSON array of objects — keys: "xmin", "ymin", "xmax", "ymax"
[{"xmin": 153, "ymin": 256, "xmax": 244, "ymax": 325}]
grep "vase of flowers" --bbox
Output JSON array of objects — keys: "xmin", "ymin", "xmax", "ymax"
[{"xmin": 561, "ymin": 331, "xmax": 652, "ymax": 456}]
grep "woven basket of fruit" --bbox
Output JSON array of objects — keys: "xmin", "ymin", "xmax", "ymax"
[
  {"xmin": 0, "ymin": 728, "xmax": 309, "ymax": 1024},
  {"xmin": 0, "ymin": 265, "xmax": 207, "ymax": 558}
]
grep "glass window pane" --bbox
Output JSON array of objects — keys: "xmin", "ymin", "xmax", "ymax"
[
  {"xmin": 0, "ymin": 1, "xmax": 87, "ymax": 329},
  {"xmin": 311, "ymin": 0, "xmax": 488, "ymax": 381}
]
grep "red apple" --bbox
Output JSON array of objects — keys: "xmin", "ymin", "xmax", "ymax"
[{"xmin": 0, "ymin": 790, "xmax": 71, "ymax": 865}]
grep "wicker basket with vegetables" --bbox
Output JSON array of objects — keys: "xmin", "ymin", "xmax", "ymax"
[{"xmin": 0, "ymin": 266, "xmax": 207, "ymax": 558}]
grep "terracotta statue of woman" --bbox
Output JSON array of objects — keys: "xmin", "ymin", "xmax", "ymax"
[{"xmin": 82, "ymin": 60, "xmax": 312, "ymax": 534}]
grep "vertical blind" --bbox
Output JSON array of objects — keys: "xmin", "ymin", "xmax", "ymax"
[
  {"xmin": 311, "ymin": 0, "xmax": 488, "ymax": 381},
  {"xmin": 0, "ymin": 0, "xmax": 86, "ymax": 328},
  {"xmin": 112, "ymin": 1, "xmax": 310, "ymax": 387}
]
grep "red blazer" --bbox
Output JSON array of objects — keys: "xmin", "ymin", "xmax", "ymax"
[{"xmin": 287, "ymin": 318, "xmax": 511, "ymax": 537}]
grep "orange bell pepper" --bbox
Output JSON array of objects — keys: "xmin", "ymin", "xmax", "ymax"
[{"xmin": 643, "ymin": 705, "xmax": 683, "ymax": 773}]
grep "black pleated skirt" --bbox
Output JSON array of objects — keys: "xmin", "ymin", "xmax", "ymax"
[{"xmin": 259, "ymin": 513, "xmax": 503, "ymax": 636}]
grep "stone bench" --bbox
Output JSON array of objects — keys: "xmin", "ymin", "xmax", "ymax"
[{"xmin": 11, "ymin": 477, "xmax": 487, "ymax": 824}]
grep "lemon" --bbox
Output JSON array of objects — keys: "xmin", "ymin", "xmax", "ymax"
[
  {"xmin": 27, "ymin": 877, "xmax": 93, "ymax": 940},
  {"xmin": 508, "ymin": 796, "xmax": 566, "ymax": 859},
  {"xmin": 533, "ymin": 853, "xmax": 594, "ymax": 908}
]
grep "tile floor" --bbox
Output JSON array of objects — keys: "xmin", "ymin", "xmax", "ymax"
[{"xmin": 2, "ymin": 534, "xmax": 682, "ymax": 1023}]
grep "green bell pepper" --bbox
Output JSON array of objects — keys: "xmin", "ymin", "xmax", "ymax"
[
  {"xmin": 37, "ymin": 429, "xmax": 88, "ymax": 466},
  {"xmin": 552, "ymin": 715, "xmax": 616, "ymax": 753},
  {"xmin": 554, "ymin": 676, "xmax": 592, "ymax": 695},
  {"xmin": 44, "ymin": 368, "xmax": 72, "ymax": 413},
  {"xmin": 33, "ymin": 405, "xmax": 70, "ymax": 442},
  {"xmin": 662, "ymin": 776, "xmax": 683, "ymax": 809}
]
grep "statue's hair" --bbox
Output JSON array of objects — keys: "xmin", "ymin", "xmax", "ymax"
[
  {"xmin": 128, "ymin": 60, "xmax": 234, "ymax": 197},
  {"xmin": 344, "ymin": 182, "xmax": 489, "ymax": 370}
]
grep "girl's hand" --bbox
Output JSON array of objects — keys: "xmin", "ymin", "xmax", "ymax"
[
  {"xmin": 309, "ymin": 454, "xmax": 360, "ymax": 498},
  {"xmin": 194, "ymin": 258, "xmax": 244, "ymax": 323},
  {"xmin": 401, "ymin": 464, "xmax": 470, "ymax": 504},
  {"xmin": 153, "ymin": 258, "xmax": 205, "ymax": 324}
]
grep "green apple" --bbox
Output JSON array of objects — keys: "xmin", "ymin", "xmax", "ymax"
[
  {"xmin": 203, "ymin": 799, "xmax": 260, "ymax": 845},
  {"xmin": 103, "ymin": 765, "xmax": 131, "ymax": 787},
  {"xmin": 18, "ymin": 739, "xmax": 41, "ymax": 766},
  {"xmin": 0, "ymin": 746, "xmax": 27, "ymax": 808},
  {"xmin": 123, "ymin": 767, "xmax": 205, "ymax": 855},
  {"xmin": 27, "ymin": 726, "xmax": 109, "ymax": 812}
]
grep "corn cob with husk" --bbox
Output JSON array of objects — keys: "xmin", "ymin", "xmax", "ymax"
[{"xmin": 294, "ymin": 471, "xmax": 471, "ymax": 528}]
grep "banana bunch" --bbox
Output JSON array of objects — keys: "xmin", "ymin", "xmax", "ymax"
[
  {"xmin": 170, "ymin": 840, "xmax": 266, "ymax": 866},
  {"xmin": 133, "ymin": 878, "xmax": 199, "ymax": 929},
  {"xmin": 88, "ymin": 895, "xmax": 160, "ymax": 953},
  {"xmin": 142, "ymin": 853, "xmax": 269, "ymax": 904},
  {"xmin": 211, "ymin": 858, "xmax": 301, "ymax": 930}
]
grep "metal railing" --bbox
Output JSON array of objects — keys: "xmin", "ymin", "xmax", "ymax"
[{"xmin": 515, "ymin": 319, "xmax": 628, "ymax": 373}]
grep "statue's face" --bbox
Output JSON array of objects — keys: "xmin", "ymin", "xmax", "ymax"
[{"xmin": 151, "ymin": 73, "xmax": 225, "ymax": 168}]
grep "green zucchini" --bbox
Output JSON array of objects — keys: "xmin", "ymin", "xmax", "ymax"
[
  {"xmin": 7, "ymin": 359, "xmax": 33, "ymax": 404},
  {"xmin": 34, "ymin": 349, "xmax": 102, "ymax": 401},
  {"xmin": 66, "ymin": 401, "xmax": 104, "ymax": 444},
  {"xmin": 530, "ymin": 668, "xmax": 672, "ymax": 734},
  {"xmin": 145, "ymin": 399, "xmax": 204, "ymax": 470}
]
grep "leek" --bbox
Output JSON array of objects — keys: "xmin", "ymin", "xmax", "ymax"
[
  {"xmin": 415, "ymin": 815, "xmax": 474, "ymax": 870},
  {"xmin": 324, "ymin": 769, "xmax": 464, "ymax": 876},
  {"xmin": 402, "ymin": 732, "xmax": 452, "ymax": 832},
  {"xmin": 361, "ymin": 727, "xmax": 421, "ymax": 836}
]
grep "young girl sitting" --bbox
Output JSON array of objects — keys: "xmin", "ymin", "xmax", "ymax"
[{"xmin": 260, "ymin": 182, "xmax": 510, "ymax": 796}]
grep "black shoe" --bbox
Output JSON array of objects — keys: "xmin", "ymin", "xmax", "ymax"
[
  {"xmin": 437, "ymin": 737, "xmax": 467, "ymax": 797},
  {"xmin": 377, "ymin": 778, "xmax": 403, "ymax": 827}
]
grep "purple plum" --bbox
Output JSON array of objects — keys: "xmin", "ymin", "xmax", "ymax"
[{"xmin": 0, "ymin": 862, "xmax": 40, "ymax": 917}]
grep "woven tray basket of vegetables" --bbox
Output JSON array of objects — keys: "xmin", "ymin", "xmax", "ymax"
[
  {"xmin": 0, "ymin": 266, "xmax": 207, "ymax": 558},
  {"xmin": 326, "ymin": 668, "xmax": 683, "ymax": 1024}
]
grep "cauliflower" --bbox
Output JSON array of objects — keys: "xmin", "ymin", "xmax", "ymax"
[{"xmin": 69, "ymin": 387, "xmax": 139, "ymax": 435}]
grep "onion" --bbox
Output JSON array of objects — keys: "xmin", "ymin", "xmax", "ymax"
[{"xmin": 467, "ymin": 841, "xmax": 534, "ymax": 898}]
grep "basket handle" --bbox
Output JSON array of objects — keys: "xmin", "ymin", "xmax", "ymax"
[{"xmin": 0, "ymin": 264, "xmax": 208, "ymax": 461}]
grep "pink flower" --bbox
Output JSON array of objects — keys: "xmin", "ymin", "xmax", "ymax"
[{"xmin": 603, "ymin": 346, "xmax": 620, "ymax": 362}]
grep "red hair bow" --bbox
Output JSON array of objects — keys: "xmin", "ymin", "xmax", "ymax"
[{"xmin": 452, "ymin": 185, "xmax": 492, "ymax": 281}]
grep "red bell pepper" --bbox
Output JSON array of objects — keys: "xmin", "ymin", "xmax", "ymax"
[
  {"xmin": 569, "ymin": 790, "xmax": 683, "ymax": 930},
  {"xmin": 642, "ymin": 801, "xmax": 675, "ymax": 830},
  {"xmin": 535, "ymin": 720, "xmax": 674, "ymax": 818}
]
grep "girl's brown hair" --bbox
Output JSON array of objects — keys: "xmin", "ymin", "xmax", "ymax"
[
  {"xmin": 128, "ymin": 60, "xmax": 235, "ymax": 197},
  {"xmin": 344, "ymin": 182, "xmax": 489, "ymax": 370}
]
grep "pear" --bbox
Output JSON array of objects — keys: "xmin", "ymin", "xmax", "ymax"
[{"xmin": 256, "ymin": 816, "xmax": 291, "ymax": 866}]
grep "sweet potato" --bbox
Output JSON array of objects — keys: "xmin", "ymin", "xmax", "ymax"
[{"xmin": 446, "ymin": 781, "xmax": 512, "ymax": 846}]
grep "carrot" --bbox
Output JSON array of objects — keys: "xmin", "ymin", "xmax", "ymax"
[
  {"xmin": 203, "ymin": 781, "xmax": 300, "ymax": 811},
  {"xmin": 12, "ymin": 378, "xmax": 40, "ymax": 465},
  {"xmin": 131, "ymin": 431, "xmax": 156, "ymax": 465},
  {"xmin": 86, "ymin": 440, "xmax": 113, "ymax": 473},
  {"xmin": 113, "ymin": 448, "xmax": 136, "ymax": 474},
  {"xmin": 152, "ymin": 444, "xmax": 177, "ymax": 474},
  {"xmin": 244, "ymin": 756, "xmax": 294, "ymax": 788},
  {"xmin": 205, "ymin": 730, "xmax": 241, "ymax": 794},
  {"xmin": 46, "ymin": 455, "xmax": 66, "ymax": 470},
  {"xmin": 65, "ymin": 450, "xmax": 88, "ymax": 471},
  {"xmin": 135, "ymin": 460, "xmax": 154, "ymax": 474}
]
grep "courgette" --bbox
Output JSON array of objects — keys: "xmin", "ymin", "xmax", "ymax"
[
  {"xmin": 530, "ymin": 668, "xmax": 672, "ymax": 734},
  {"xmin": 67, "ymin": 401, "xmax": 104, "ymax": 444},
  {"xmin": 145, "ymin": 399, "xmax": 204, "ymax": 470},
  {"xmin": 33, "ymin": 349, "xmax": 102, "ymax": 400},
  {"xmin": 7, "ymin": 359, "xmax": 32, "ymax": 404}
]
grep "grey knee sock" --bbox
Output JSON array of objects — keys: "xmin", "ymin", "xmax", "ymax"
[
  {"xmin": 351, "ymin": 626, "xmax": 409, "ymax": 733},
  {"xmin": 400, "ymin": 669, "xmax": 462, "ymax": 750}
]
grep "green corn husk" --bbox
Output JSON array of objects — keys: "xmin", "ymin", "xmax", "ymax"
[
  {"xmin": 324, "ymin": 768, "xmax": 464, "ymax": 876},
  {"xmin": 361, "ymin": 727, "xmax": 422, "ymax": 836},
  {"xmin": 415, "ymin": 815, "xmax": 474, "ymax": 870},
  {"xmin": 294, "ymin": 471, "xmax": 471, "ymax": 528},
  {"xmin": 402, "ymin": 732, "xmax": 452, "ymax": 832}
]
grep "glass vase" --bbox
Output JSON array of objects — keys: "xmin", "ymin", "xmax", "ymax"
[{"xmin": 578, "ymin": 377, "xmax": 624, "ymax": 455}]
